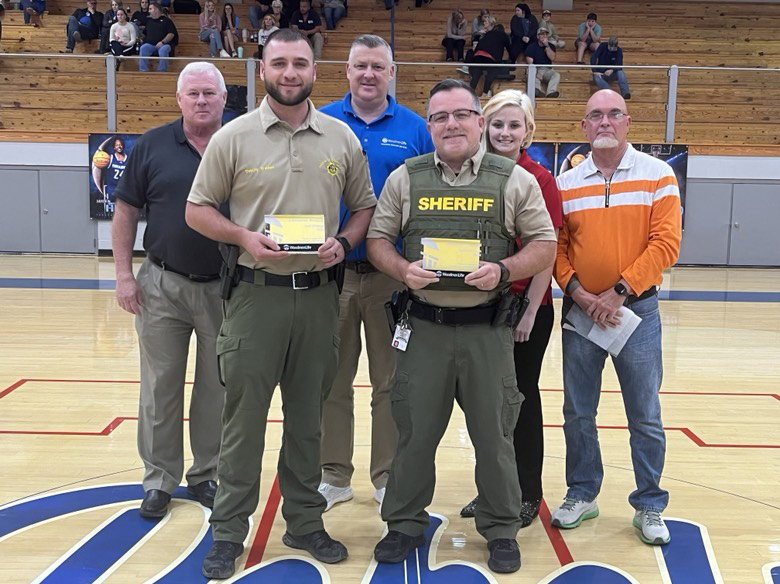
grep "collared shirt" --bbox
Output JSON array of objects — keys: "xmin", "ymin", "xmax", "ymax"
[
  {"xmin": 554, "ymin": 144, "xmax": 682, "ymax": 295},
  {"xmin": 290, "ymin": 9, "xmax": 321, "ymax": 30},
  {"xmin": 525, "ymin": 40, "xmax": 556, "ymax": 65},
  {"xmin": 188, "ymin": 97, "xmax": 376, "ymax": 274},
  {"xmin": 114, "ymin": 118, "xmax": 223, "ymax": 276},
  {"xmin": 320, "ymin": 93, "xmax": 434, "ymax": 261},
  {"xmin": 368, "ymin": 145, "xmax": 556, "ymax": 308}
]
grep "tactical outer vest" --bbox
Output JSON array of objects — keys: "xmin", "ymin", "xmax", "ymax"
[{"xmin": 403, "ymin": 152, "xmax": 517, "ymax": 292}]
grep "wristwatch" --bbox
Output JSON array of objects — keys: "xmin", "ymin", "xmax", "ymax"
[
  {"xmin": 497, "ymin": 261, "xmax": 510, "ymax": 283},
  {"xmin": 335, "ymin": 236, "xmax": 352, "ymax": 255},
  {"xmin": 614, "ymin": 282, "xmax": 629, "ymax": 297}
]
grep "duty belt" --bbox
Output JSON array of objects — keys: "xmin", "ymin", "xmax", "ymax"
[
  {"xmin": 237, "ymin": 265, "xmax": 337, "ymax": 290},
  {"xmin": 147, "ymin": 254, "xmax": 220, "ymax": 282},
  {"xmin": 345, "ymin": 260, "xmax": 377, "ymax": 274},
  {"xmin": 625, "ymin": 286, "xmax": 658, "ymax": 305},
  {"xmin": 408, "ymin": 297, "xmax": 498, "ymax": 326}
]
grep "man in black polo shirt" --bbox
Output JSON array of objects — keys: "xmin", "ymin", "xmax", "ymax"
[
  {"xmin": 112, "ymin": 61, "xmax": 228, "ymax": 520},
  {"xmin": 290, "ymin": 0, "xmax": 323, "ymax": 59},
  {"xmin": 525, "ymin": 26, "xmax": 560, "ymax": 98},
  {"xmin": 138, "ymin": 1, "xmax": 178, "ymax": 71}
]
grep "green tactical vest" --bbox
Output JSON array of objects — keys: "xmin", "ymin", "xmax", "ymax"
[{"xmin": 402, "ymin": 152, "xmax": 517, "ymax": 292}]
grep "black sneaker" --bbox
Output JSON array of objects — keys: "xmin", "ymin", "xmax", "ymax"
[
  {"xmin": 202, "ymin": 541, "xmax": 244, "ymax": 579},
  {"xmin": 519, "ymin": 499, "xmax": 541, "ymax": 528},
  {"xmin": 282, "ymin": 529, "xmax": 348, "ymax": 564},
  {"xmin": 487, "ymin": 538, "xmax": 521, "ymax": 573},
  {"xmin": 374, "ymin": 530, "xmax": 425, "ymax": 563},
  {"xmin": 460, "ymin": 495, "xmax": 478, "ymax": 518}
]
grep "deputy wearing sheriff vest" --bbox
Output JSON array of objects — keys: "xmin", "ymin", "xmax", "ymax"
[{"xmin": 367, "ymin": 79, "xmax": 556, "ymax": 574}]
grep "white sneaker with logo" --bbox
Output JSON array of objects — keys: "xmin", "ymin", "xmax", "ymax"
[
  {"xmin": 633, "ymin": 510, "xmax": 671, "ymax": 545},
  {"xmin": 550, "ymin": 497, "xmax": 599, "ymax": 529},
  {"xmin": 317, "ymin": 483, "xmax": 353, "ymax": 512}
]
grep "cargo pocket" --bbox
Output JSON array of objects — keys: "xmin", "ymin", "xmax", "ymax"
[
  {"xmin": 501, "ymin": 375, "xmax": 524, "ymax": 437},
  {"xmin": 215, "ymin": 334, "xmax": 241, "ymax": 387},
  {"xmin": 390, "ymin": 370, "xmax": 412, "ymax": 435}
]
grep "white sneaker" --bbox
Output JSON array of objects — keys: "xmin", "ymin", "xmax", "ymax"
[
  {"xmin": 318, "ymin": 482, "xmax": 353, "ymax": 512},
  {"xmin": 456, "ymin": 66, "xmax": 469, "ymax": 74},
  {"xmin": 374, "ymin": 487, "xmax": 386, "ymax": 504},
  {"xmin": 550, "ymin": 497, "xmax": 599, "ymax": 529},
  {"xmin": 633, "ymin": 510, "xmax": 671, "ymax": 545},
  {"xmin": 219, "ymin": 49, "xmax": 230, "ymax": 58}
]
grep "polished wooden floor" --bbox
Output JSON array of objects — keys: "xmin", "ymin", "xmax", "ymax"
[{"xmin": 0, "ymin": 255, "xmax": 778, "ymax": 584}]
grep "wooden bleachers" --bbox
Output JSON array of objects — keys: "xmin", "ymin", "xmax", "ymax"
[{"xmin": 1, "ymin": 0, "xmax": 780, "ymax": 153}]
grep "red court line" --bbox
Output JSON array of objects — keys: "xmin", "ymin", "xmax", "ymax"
[
  {"xmin": 0, "ymin": 379, "xmax": 27, "ymax": 399},
  {"xmin": 539, "ymin": 498, "xmax": 574, "ymax": 566},
  {"xmin": 245, "ymin": 474, "xmax": 282, "ymax": 568}
]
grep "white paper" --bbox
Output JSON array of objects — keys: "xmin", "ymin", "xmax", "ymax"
[{"xmin": 563, "ymin": 303, "xmax": 642, "ymax": 357}]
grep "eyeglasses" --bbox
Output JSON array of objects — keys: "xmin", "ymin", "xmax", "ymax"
[
  {"xmin": 428, "ymin": 109, "xmax": 480, "ymax": 124},
  {"xmin": 585, "ymin": 110, "xmax": 628, "ymax": 122}
]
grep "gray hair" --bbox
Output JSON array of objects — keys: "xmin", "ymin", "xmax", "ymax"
[
  {"xmin": 348, "ymin": 34, "xmax": 393, "ymax": 64},
  {"xmin": 177, "ymin": 62, "xmax": 227, "ymax": 93}
]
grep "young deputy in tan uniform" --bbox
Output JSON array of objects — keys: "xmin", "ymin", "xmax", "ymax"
[
  {"xmin": 366, "ymin": 78, "xmax": 557, "ymax": 574},
  {"xmin": 185, "ymin": 29, "xmax": 376, "ymax": 581}
]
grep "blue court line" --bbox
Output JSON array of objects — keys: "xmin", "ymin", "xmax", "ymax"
[{"xmin": 0, "ymin": 278, "xmax": 779, "ymax": 302}]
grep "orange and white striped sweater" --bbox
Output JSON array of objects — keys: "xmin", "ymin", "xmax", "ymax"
[{"xmin": 554, "ymin": 144, "xmax": 682, "ymax": 295}]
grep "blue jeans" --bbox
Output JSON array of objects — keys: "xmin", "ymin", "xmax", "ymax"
[
  {"xmin": 248, "ymin": 4, "xmax": 268, "ymax": 29},
  {"xmin": 139, "ymin": 43, "xmax": 172, "ymax": 71},
  {"xmin": 199, "ymin": 28, "xmax": 223, "ymax": 56},
  {"xmin": 21, "ymin": 0, "xmax": 46, "ymax": 24},
  {"xmin": 561, "ymin": 294, "xmax": 668, "ymax": 512},
  {"xmin": 593, "ymin": 69, "xmax": 630, "ymax": 95},
  {"xmin": 323, "ymin": 5, "xmax": 345, "ymax": 29}
]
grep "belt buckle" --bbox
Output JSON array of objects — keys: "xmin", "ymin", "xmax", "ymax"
[{"xmin": 292, "ymin": 271, "xmax": 309, "ymax": 290}]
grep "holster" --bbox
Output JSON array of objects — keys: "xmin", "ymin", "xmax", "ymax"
[
  {"xmin": 384, "ymin": 289, "xmax": 411, "ymax": 333},
  {"xmin": 333, "ymin": 261, "xmax": 346, "ymax": 294},
  {"xmin": 491, "ymin": 292, "xmax": 530, "ymax": 328},
  {"xmin": 218, "ymin": 243, "xmax": 241, "ymax": 300}
]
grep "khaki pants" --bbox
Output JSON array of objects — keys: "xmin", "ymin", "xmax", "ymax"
[
  {"xmin": 381, "ymin": 315, "xmax": 524, "ymax": 542},
  {"xmin": 210, "ymin": 278, "xmax": 340, "ymax": 543},
  {"xmin": 321, "ymin": 268, "xmax": 402, "ymax": 490},
  {"xmin": 135, "ymin": 259, "xmax": 224, "ymax": 493},
  {"xmin": 536, "ymin": 66, "xmax": 561, "ymax": 95}
]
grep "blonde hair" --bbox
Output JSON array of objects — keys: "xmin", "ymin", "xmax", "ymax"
[{"xmin": 482, "ymin": 89, "xmax": 536, "ymax": 151}]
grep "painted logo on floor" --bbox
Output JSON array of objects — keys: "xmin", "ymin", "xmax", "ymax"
[{"xmin": 0, "ymin": 483, "xmax": 750, "ymax": 582}]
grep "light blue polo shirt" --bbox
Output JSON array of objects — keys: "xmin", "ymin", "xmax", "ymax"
[{"xmin": 320, "ymin": 93, "xmax": 434, "ymax": 261}]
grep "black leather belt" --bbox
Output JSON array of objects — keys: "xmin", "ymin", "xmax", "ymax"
[
  {"xmin": 408, "ymin": 297, "xmax": 498, "ymax": 326},
  {"xmin": 147, "ymin": 254, "xmax": 219, "ymax": 282},
  {"xmin": 625, "ymin": 286, "xmax": 658, "ymax": 305},
  {"xmin": 237, "ymin": 265, "xmax": 336, "ymax": 290},
  {"xmin": 345, "ymin": 260, "xmax": 377, "ymax": 274}
]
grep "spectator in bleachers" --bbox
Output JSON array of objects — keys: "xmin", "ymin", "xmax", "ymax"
[
  {"xmin": 526, "ymin": 27, "xmax": 559, "ymax": 98},
  {"xmin": 470, "ymin": 9, "xmax": 490, "ymax": 47},
  {"xmin": 131, "ymin": 0, "xmax": 149, "ymax": 38},
  {"xmin": 255, "ymin": 12, "xmax": 278, "ymax": 58},
  {"xmin": 509, "ymin": 3, "xmax": 537, "ymax": 64},
  {"xmin": 575, "ymin": 12, "xmax": 600, "ymax": 64},
  {"xmin": 270, "ymin": 0, "xmax": 289, "ymax": 28},
  {"xmin": 0, "ymin": 1, "xmax": 5, "ymax": 44},
  {"xmin": 138, "ymin": 1, "xmax": 177, "ymax": 71},
  {"xmin": 109, "ymin": 7, "xmax": 137, "ymax": 67},
  {"xmin": 466, "ymin": 15, "xmax": 510, "ymax": 99},
  {"xmin": 291, "ymin": 0, "xmax": 323, "ymax": 59},
  {"xmin": 249, "ymin": 0, "xmax": 271, "ymax": 29},
  {"xmin": 591, "ymin": 36, "xmax": 631, "ymax": 99},
  {"xmin": 65, "ymin": 0, "xmax": 104, "ymax": 53},
  {"xmin": 442, "ymin": 8, "xmax": 466, "ymax": 62},
  {"xmin": 221, "ymin": 2, "xmax": 240, "ymax": 57},
  {"xmin": 541, "ymin": 9, "xmax": 564, "ymax": 48},
  {"xmin": 100, "ymin": 0, "xmax": 123, "ymax": 54},
  {"xmin": 174, "ymin": 0, "xmax": 202, "ymax": 14},
  {"xmin": 21, "ymin": 0, "xmax": 45, "ymax": 28},
  {"xmin": 199, "ymin": 0, "xmax": 228, "ymax": 57},
  {"xmin": 321, "ymin": 0, "xmax": 345, "ymax": 31}
]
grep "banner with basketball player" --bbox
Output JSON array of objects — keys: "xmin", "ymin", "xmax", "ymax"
[{"xmin": 88, "ymin": 133, "xmax": 140, "ymax": 219}]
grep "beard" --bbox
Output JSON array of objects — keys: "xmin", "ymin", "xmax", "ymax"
[
  {"xmin": 265, "ymin": 78, "xmax": 314, "ymax": 107},
  {"xmin": 593, "ymin": 135, "xmax": 620, "ymax": 149}
]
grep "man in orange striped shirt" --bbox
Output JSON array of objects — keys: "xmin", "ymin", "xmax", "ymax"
[{"xmin": 550, "ymin": 89, "xmax": 681, "ymax": 546}]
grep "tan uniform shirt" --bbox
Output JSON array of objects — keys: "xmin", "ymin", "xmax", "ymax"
[
  {"xmin": 368, "ymin": 145, "xmax": 556, "ymax": 307},
  {"xmin": 188, "ymin": 97, "xmax": 376, "ymax": 274}
]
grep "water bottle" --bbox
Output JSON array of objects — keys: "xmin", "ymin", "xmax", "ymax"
[{"xmin": 242, "ymin": 28, "xmax": 249, "ymax": 42}]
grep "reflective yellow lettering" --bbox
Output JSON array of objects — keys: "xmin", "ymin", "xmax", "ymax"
[
  {"xmin": 419, "ymin": 197, "xmax": 430, "ymax": 210},
  {"xmin": 454, "ymin": 197, "xmax": 466, "ymax": 211},
  {"xmin": 442, "ymin": 198, "xmax": 454, "ymax": 210},
  {"xmin": 429, "ymin": 198, "xmax": 442, "ymax": 210}
]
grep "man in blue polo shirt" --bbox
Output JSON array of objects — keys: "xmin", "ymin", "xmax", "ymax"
[{"xmin": 318, "ymin": 34, "xmax": 433, "ymax": 512}]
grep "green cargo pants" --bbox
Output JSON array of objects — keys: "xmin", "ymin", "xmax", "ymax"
[
  {"xmin": 381, "ymin": 314, "xmax": 524, "ymax": 542},
  {"xmin": 210, "ymin": 277, "xmax": 340, "ymax": 543}
]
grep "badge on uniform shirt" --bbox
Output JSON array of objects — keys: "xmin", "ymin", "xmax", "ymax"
[{"xmin": 264, "ymin": 214, "xmax": 325, "ymax": 253}]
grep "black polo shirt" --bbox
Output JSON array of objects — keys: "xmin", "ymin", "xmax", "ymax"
[
  {"xmin": 114, "ymin": 118, "xmax": 223, "ymax": 276},
  {"xmin": 144, "ymin": 14, "xmax": 178, "ymax": 46},
  {"xmin": 525, "ymin": 40, "xmax": 555, "ymax": 65},
  {"xmin": 291, "ymin": 9, "xmax": 321, "ymax": 31}
]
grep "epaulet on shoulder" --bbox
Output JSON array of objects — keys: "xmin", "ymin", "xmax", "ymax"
[
  {"xmin": 405, "ymin": 152, "xmax": 436, "ymax": 173},
  {"xmin": 481, "ymin": 152, "xmax": 516, "ymax": 176}
]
